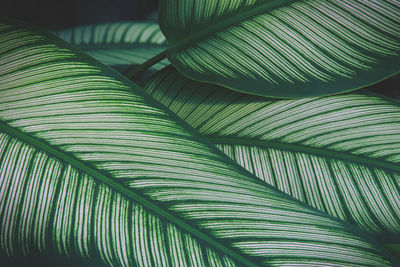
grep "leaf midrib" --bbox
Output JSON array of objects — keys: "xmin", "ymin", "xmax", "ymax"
[
  {"xmin": 167, "ymin": 0, "xmax": 298, "ymax": 49},
  {"xmin": 0, "ymin": 121, "xmax": 260, "ymax": 267},
  {"xmin": 207, "ymin": 136, "xmax": 400, "ymax": 172}
]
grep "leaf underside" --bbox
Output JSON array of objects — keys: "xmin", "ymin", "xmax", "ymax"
[
  {"xmin": 0, "ymin": 20, "xmax": 397, "ymax": 266},
  {"xmin": 55, "ymin": 22, "xmax": 170, "ymax": 73},
  {"xmin": 142, "ymin": 66, "xmax": 400, "ymax": 255},
  {"xmin": 160, "ymin": 0, "xmax": 400, "ymax": 97}
]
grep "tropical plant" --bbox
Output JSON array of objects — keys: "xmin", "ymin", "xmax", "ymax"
[{"xmin": 0, "ymin": 0, "xmax": 399, "ymax": 266}]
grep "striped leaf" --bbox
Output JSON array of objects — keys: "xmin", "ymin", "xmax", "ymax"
[
  {"xmin": 159, "ymin": 0, "xmax": 400, "ymax": 98},
  {"xmin": 142, "ymin": 66, "xmax": 400, "ymax": 260},
  {"xmin": 55, "ymin": 22, "xmax": 169, "ymax": 72},
  {"xmin": 0, "ymin": 20, "xmax": 397, "ymax": 267}
]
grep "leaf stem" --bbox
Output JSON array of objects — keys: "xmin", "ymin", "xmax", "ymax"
[{"xmin": 123, "ymin": 49, "xmax": 167, "ymax": 80}]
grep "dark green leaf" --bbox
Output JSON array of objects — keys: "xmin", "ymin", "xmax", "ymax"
[
  {"xmin": 0, "ymin": 19, "xmax": 396, "ymax": 266},
  {"xmin": 159, "ymin": 0, "xmax": 400, "ymax": 97},
  {"xmin": 1, "ymin": 19, "xmax": 397, "ymax": 266},
  {"xmin": 143, "ymin": 66, "xmax": 400, "ymax": 259}
]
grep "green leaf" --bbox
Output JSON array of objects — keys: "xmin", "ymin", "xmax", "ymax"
[
  {"xmin": 54, "ymin": 21, "xmax": 169, "ymax": 72},
  {"xmin": 142, "ymin": 66, "xmax": 400, "ymax": 258},
  {"xmin": 159, "ymin": 0, "xmax": 400, "ymax": 98},
  {"xmin": 0, "ymin": 20, "xmax": 397, "ymax": 267}
]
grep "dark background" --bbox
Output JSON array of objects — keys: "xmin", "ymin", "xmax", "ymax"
[
  {"xmin": 1, "ymin": 0, "xmax": 398, "ymax": 98},
  {"xmin": 2, "ymin": 0, "xmax": 159, "ymax": 29}
]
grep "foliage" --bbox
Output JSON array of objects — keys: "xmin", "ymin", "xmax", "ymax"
[
  {"xmin": 1, "ymin": 0, "xmax": 400, "ymax": 266},
  {"xmin": 54, "ymin": 22, "xmax": 169, "ymax": 74},
  {"xmin": 159, "ymin": 0, "xmax": 400, "ymax": 97}
]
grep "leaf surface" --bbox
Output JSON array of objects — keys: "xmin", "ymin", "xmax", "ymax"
[
  {"xmin": 0, "ymin": 20, "xmax": 397, "ymax": 266},
  {"xmin": 142, "ymin": 66, "xmax": 400, "ymax": 257},
  {"xmin": 55, "ymin": 22, "xmax": 169, "ymax": 72},
  {"xmin": 159, "ymin": 0, "xmax": 400, "ymax": 97}
]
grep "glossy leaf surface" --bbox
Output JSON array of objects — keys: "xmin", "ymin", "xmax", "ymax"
[
  {"xmin": 143, "ymin": 66, "xmax": 400, "ymax": 256},
  {"xmin": 159, "ymin": 0, "xmax": 400, "ymax": 97},
  {"xmin": 1, "ymin": 20, "xmax": 396, "ymax": 266},
  {"xmin": 55, "ymin": 22, "xmax": 169, "ymax": 72}
]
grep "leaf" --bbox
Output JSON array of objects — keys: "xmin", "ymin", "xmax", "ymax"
[
  {"xmin": 142, "ymin": 66, "xmax": 400, "ymax": 259},
  {"xmin": 159, "ymin": 0, "xmax": 400, "ymax": 98},
  {"xmin": 54, "ymin": 21, "xmax": 169, "ymax": 72},
  {"xmin": 0, "ymin": 20, "xmax": 397, "ymax": 267}
]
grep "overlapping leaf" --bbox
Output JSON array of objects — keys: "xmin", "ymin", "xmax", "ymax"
[
  {"xmin": 159, "ymin": 0, "xmax": 400, "ymax": 97},
  {"xmin": 0, "ymin": 20, "xmax": 397, "ymax": 266},
  {"xmin": 55, "ymin": 22, "xmax": 169, "ymax": 72},
  {"xmin": 142, "ymin": 66, "xmax": 400, "ymax": 259}
]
